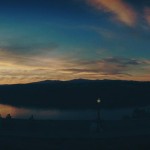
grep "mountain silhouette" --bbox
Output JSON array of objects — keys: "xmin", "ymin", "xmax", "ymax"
[{"xmin": 0, "ymin": 79, "xmax": 150, "ymax": 109}]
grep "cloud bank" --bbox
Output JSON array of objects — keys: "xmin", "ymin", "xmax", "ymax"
[{"xmin": 0, "ymin": 47, "xmax": 150, "ymax": 84}]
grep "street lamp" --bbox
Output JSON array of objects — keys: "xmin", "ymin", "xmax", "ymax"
[
  {"xmin": 97, "ymin": 98, "xmax": 101, "ymax": 104},
  {"xmin": 97, "ymin": 98, "xmax": 101, "ymax": 132}
]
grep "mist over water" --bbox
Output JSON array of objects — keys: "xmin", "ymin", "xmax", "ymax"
[{"xmin": 0, "ymin": 104, "xmax": 134, "ymax": 120}]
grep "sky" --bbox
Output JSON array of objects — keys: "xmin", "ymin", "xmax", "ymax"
[{"xmin": 0, "ymin": 0, "xmax": 150, "ymax": 84}]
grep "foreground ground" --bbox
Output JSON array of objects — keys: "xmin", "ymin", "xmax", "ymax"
[
  {"xmin": 1, "ymin": 119, "xmax": 150, "ymax": 149},
  {"xmin": 0, "ymin": 135, "xmax": 150, "ymax": 150}
]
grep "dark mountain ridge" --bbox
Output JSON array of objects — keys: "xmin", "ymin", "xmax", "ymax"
[{"xmin": 0, "ymin": 79, "xmax": 150, "ymax": 109}]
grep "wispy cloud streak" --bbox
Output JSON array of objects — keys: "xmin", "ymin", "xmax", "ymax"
[
  {"xmin": 86, "ymin": 0, "xmax": 137, "ymax": 26},
  {"xmin": 144, "ymin": 7, "xmax": 150, "ymax": 25},
  {"xmin": 0, "ymin": 47, "xmax": 150, "ymax": 84}
]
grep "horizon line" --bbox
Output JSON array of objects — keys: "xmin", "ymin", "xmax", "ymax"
[{"xmin": 0, "ymin": 78, "xmax": 150, "ymax": 86}]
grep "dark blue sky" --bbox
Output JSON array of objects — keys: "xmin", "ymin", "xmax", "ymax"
[{"xmin": 0, "ymin": 0, "xmax": 150, "ymax": 84}]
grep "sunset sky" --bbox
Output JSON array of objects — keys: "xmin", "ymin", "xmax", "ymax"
[{"xmin": 0, "ymin": 0, "xmax": 150, "ymax": 84}]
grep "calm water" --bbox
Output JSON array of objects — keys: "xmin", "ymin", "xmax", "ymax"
[{"xmin": 0, "ymin": 104, "xmax": 136, "ymax": 120}]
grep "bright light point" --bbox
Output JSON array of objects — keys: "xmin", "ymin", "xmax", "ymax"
[{"xmin": 97, "ymin": 98, "xmax": 101, "ymax": 103}]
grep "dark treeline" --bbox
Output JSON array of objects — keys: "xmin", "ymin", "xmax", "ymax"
[{"xmin": 0, "ymin": 79, "xmax": 150, "ymax": 109}]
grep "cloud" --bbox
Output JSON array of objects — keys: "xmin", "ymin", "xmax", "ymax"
[
  {"xmin": 63, "ymin": 57, "xmax": 150, "ymax": 80},
  {"xmin": 87, "ymin": 26, "xmax": 116, "ymax": 38},
  {"xmin": 0, "ymin": 49, "xmax": 150, "ymax": 84},
  {"xmin": 99, "ymin": 57, "xmax": 149, "ymax": 75},
  {"xmin": 0, "ymin": 49, "xmax": 81, "ymax": 84},
  {"xmin": 86, "ymin": 0, "xmax": 137, "ymax": 26},
  {"xmin": 101, "ymin": 57, "xmax": 145, "ymax": 66},
  {"xmin": 144, "ymin": 7, "xmax": 150, "ymax": 25},
  {"xmin": 0, "ymin": 39, "xmax": 59, "ymax": 55}
]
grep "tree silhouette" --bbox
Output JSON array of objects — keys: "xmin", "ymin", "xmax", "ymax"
[{"xmin": 6, "ymin": 114, "xmax": 12, "ymax": 120}]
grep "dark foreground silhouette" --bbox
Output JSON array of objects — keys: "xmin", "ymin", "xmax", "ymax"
[
  {"xmin": 1, "ymin": 135, "xmax": 150, "ymax": 150},
  {"xmin": 0, "ymin": 117, "xmax": 150, "ymax": 150}
]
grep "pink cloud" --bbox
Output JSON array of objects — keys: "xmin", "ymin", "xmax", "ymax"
[
  {"xmin": 144, "ymin": 7, "xmax": 150, "ymax": 25},
  {"xmin": 87, "ymin": 0, "xmax": 137, "ymax": 26}
]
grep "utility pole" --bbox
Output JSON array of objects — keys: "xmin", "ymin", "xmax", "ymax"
[{"xmin": 97, "ymin": 98, "xmax": 101, "ymax": 132}]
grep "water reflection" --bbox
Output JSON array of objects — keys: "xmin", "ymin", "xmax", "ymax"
[
  {"xmin": 0, "ymin": 104, "xmax": 60, "ymax": 119},
  {"xmin": 0, "ymin": 104, "xmax": 134, "ymax": 120}
]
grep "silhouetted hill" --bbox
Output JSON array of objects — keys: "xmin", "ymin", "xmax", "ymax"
[{"xmin": 0, "ymin": 79, "xmax": 150, "ymax": 109}]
